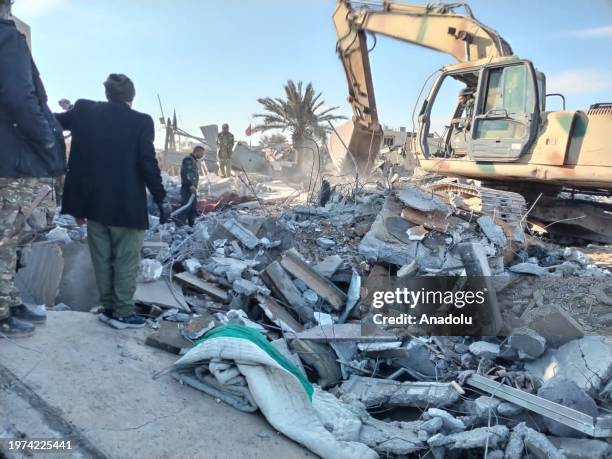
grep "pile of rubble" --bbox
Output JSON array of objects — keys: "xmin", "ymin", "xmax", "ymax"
[{"xmin": 27, "ymin": 169, "xmax": 612, "ymax": 458}]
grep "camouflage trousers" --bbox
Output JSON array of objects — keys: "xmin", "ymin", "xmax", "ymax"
[
  {"xmin": 0, "ymin": 178, "xmax": 53, "ymax": 320},
  {"xmin": 218, "ymin": 154, "xmax": 232, "ymax": 177}
]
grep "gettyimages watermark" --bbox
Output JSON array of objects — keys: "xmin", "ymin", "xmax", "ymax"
[{"xmin": 359, "ymin": 274, "xmax": 610, "ymax": 338}]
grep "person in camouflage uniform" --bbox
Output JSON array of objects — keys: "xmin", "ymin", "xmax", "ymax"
[
  {"xmin": 179, "ymin": 144, "xmax": 205, "ymax": 226},
  {"xmin": 0, "ymin": 0, "xmax": 66, "ymax": 338},
  {"xmin": 217, "ymin": 123, "xmax": 235, "ymax": 177}
]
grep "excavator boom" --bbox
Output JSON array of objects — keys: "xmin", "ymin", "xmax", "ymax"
[{"xmin": 331, "ymin": 0, "xmax": 513, "ymax": 173}]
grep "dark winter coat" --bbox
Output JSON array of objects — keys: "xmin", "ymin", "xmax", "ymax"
[
  {"xmin": 0, "ymin": 19, "xmax": 66, "ymax": 178},
  {"xmin": 56, "ymin": 99, "xmax": 166, "ymax": 229}
]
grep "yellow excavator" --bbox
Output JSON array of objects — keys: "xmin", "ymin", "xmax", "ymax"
[{"xmin": 331, "ymin": 0, "xmax": 612, "ymax": 242}]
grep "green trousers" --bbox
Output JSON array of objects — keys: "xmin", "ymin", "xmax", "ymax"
[{"xmin": 87, "ymin": 220, "xmax": 144, "ymax": 318}]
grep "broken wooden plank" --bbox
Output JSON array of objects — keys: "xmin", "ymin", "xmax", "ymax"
[
  {"xmin": 280, "ymin": 249, "xmax": 347, "ymax": 310},
  {"xmin": 401, "ymin": 207, "xmax": 449, "ymax": 232},
  {"xmin": 262, "ymin": 261, "xmax": 313, "ymax": 322},
  {"xmin": 174, "ymin": 272, "xmax": 229, "ymax": 303},
  {"xmin": 295, "ymin": 323, "xmax": 396, "ymax": 343},
  {"xmin": 257, "ymin": 294, "xmax": 304, "ymax": 334}
]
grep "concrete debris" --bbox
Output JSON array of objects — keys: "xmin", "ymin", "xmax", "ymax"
[
  {"xmin": 549, "ymin": 437, "xmax": 612, "ymax": 459},
  {"xmin": 509, "ymin": 261, "xmax": 549, "ymax": 276},
  {"xmin": 341, "ymin": 375, "xmax": 460, "ymax": 409},
  {"xmin": 22, "ymin": 164, "xmax": 612, "ymax": 459},
  {"xmin": 314, "ymin": 255, "xmax": 343, "ymax": 278},
  {"xmin": 537, "ymin": 377, "xmax": 599, "ymax": 437},
  {"xmin": 426, "ymin": 408, "xmax": 465, "ymax": 432},
  {"xmin": 397, "ymin": 186, "xmax": 450, "ymax": 214},
  {"xmin": 477, "ymin": 215, "xmax": 507, "ymax": 247},
  {"xmin": 469, "ymin": 341, "xmax": 500, "ymax": 359},
  {"xmin": 508, "ymin": 327, "xmax": 547, "ymax": 359},
  {"xmin": 138, "ymin": 259, "xmax": 163, "ymax": 282},
  {"xmin": 505, "ymin": 422, "xmax": 566, "ymax": 459},
  {"xmin": 428, "ymin": 425, "xmax": 509, "ymax": 450},
  {"xmin": 316, "ymin": 237, "xmax": 336, "ymax": 249},
  {"xmin": 526, "ymin": 336, "xmax": 612, "ymax": 396}
]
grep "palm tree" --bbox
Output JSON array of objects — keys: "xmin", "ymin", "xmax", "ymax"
[
  {"xmin": 253, "ymin": 80, "xmax": 345, "ymax": 166},
  {"xmin": 259, "ymin": 133, "xmax": 288, "ymax": 148}
]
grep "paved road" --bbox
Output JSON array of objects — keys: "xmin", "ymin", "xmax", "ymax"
[{"xmin": 0, "ymin": 311, "xmax": 312, "ymax": 459}]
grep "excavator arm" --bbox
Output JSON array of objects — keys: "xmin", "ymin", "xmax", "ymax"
[{"xmin": 331, "ymin": 0, "xmax": 513, "ymax": 173}]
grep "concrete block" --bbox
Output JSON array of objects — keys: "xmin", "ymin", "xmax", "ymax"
[
  {"xmin": 469, "ymin": 341, "xmax": 500, "ymax": 359},
  {"xmin": 537, "ymin": 377, "xmax": 598, "ymax": 437}
]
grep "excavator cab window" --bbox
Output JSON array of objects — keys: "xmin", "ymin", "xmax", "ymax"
[{"xmin": 469, "ymin": 61, "xmax": 539, "ymax": 162}]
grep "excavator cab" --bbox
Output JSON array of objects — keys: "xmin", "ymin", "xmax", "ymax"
[{"xmin": 419, "ymin": 58, "xmax": 543, "ymax": 163}]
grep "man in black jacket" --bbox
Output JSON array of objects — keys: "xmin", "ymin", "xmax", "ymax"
[
  {"xmin": 0, "ymin": 1, "xmax": 67, "ymax": 338},
  {"xmin": 56, "ymin": 74, "xmax": 171, "ymax": 330}
]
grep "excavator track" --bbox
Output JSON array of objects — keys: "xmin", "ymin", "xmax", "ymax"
[{"xmin": 426, "ymin": 182, "xmax": 526, "ymax": 225}]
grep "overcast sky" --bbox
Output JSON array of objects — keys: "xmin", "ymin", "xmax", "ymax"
[{"xmin": 13, "ymin": 0, "xmax": 612, "ymax": 145}]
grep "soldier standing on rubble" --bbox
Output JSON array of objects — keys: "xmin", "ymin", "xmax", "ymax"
[
  {"xmin": 56, "ymin": 74, "xmax": 172, "ymax": 330},
  {"xmin": 217, "ymin": 123, "xmax": 235, "ymax": 177},
  {"xmin": 179, "ymin": 144, "xmax": 205, "ymax": 226},
  {"xmin": 0, "ymin": 0, "xmax": 66, "ymax": 338}
]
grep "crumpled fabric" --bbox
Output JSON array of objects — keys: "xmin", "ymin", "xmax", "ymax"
[{"xmin": 173, "ymin": 334, "xmax": 378, "ymax": 459}]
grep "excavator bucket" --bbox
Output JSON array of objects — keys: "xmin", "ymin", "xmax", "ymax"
[{"xmin": 328, "ymin": 120, "xmax": 383, "ymax": 176}]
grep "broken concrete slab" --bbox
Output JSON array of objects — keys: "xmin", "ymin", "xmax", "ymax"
[
  {"xmin": 521, "ymin": 303, "xmax": 584, "ymax": 347},
  {"xmin": 145, "ymin": 321, "xmax": 193, "ymax": 355},
  {"xmin": 509, "ymin": 327, "xmax": 547, "ymax": 359},
  {"xmin": 505, "ymin": 422, "xmax": 565, "ymax": 459},
  {"xmin": 537, "ymin": 377, "xmax": 599, "ymax": 437},
  {"xmin": 280, "ymin": 249, "xmax": 347, "ymax": 310},
  {"xmin": 407, "ymin": 225, "xmax": 428, "ymax": 241},
  {"xmin": 222, "ymin": 218, "xmax": 260, "ymax": 249},
  {"xmin": 469, "ymin": 341, "xmax": 500, "ymax": 359},
  {"xmin": 509, "ymin": 262, "xmax": 549, "ymax": 276},
  {"xmin": 135, "ymin": 279, "xmax": 190, "ymax": 311},
  {"xmin": 341, "ymin": 375, "xmax": 460, "ymax": 409},
  {"xmin": 174, "ymin": 272, "xmax": 229, "ymax": 303},
  {"xmin": 427, "ymin": 408, "xmax": 465, "ymax": 432},
  {"xmin": 262, "ymin": 260, "xmax": 313, "ymax": 323},
  {"xmin": 397, "ymin": 261, "xmax": 418, "ymax": 277},
  {"xmin": 473, "ymin": 396, "xmax": 502, "ymax": 418},
  {"xmin": 428, "ymin": 425, "xmax": 509, "ymax": 450},
  {"xmin": 527, "ymin": 336, "xmax": 612, "ymax": 396},
  {"xmin": 397, "ymin": 186, "xmax": 450, "ymax": 214},
  {"xmin": 138, "ymin": 258, "xmax": 163, "ymax": 282},
  {"xmin": 295, "ymin": 324, "xmax": 396, "ymax": 343},
  {"xmin": 233, "ymin": 279, "xmax": 258, "ymax": 296},
  {"xmin": 549, "ymin": 437, "xmax": 612, "ymax": 459},
  {"xmin": 314, "ymin": 255, "xmax": 343, "ymax": 278},
  {"xmin": 15, "ymin": 241, "xmax": 64, "ymax": 307},
  {"xmin": 477, "ymin": 215, "xmax": 507, "ymax": 247}
]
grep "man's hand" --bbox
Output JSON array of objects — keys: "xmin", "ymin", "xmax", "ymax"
[
  {"xmin": 189, "ymin": 185, "xmax": 197, "ymax": 194},
  {"xmin": 157, "ymin": 199, "xmax": 173, "ymax": 224}
]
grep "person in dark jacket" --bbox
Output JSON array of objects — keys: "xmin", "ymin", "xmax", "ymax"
[
  {"xmin": 0, "ymin": 1, "xmax": 66, "ymax": 339},
  {"xmin": 179, "ymin": 144, "xmax": 205, "ymax": 226},
  {"xmin": 56, "ymin": 74, "xmax": 171, "ymax": 330}
]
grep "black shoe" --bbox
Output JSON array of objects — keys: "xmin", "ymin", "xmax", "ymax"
[
  {"xmin": 0, "ymin": 317, "xmax": 35, "ymax": 338},
  {"xmin": 108, "ymin": 314, "xmax": 146, "ymax": 330},
  {"xmin": 11, "ymin": 304, "xmax": 46, "ymax": 324}
]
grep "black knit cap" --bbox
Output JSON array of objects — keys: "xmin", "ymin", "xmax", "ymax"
[{"xmin": 104, "ymin": 74, "xmax": 135, "ymax": 103}]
